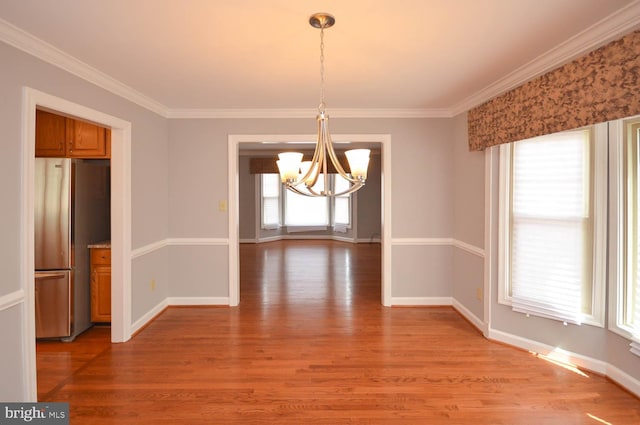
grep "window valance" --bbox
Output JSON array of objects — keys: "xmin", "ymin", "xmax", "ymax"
[{"xmin": 468, "ymin": 30, "xmax": 640, "ymax": 151}]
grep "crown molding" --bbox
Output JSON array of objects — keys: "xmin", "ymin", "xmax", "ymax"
[
  {"xmin": 2, "ymin": 1, "xmax": 639, "ymax": 120},
  {"xmin": 0, "ymin": 17, "xmax": 169, "ymax": 117},
  {"xmin": 166, "ymin": 107, "xmax": 453, "ymax": 119},
  {"xmin": 451, "ymin": 0, "xmax": 640, "ymax": 116}
]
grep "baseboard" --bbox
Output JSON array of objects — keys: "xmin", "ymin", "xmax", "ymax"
[
  {"xmin": 391, "ymin": 297, "xmax": 453, "ymax": 306},
  {"xmin": 606, "ymin": 363, "xmax": 640, "ymax": 397},
  {"xmin": 487, "ymin": 327, "xmax": 640, "ymax": 398},
  {"xmin": 130, "ymin": 298, "xmax": 168, "ymax": 335},
  {"xmin": 488, "ymin": 327, "xmax": 609, "ymax": 375},
  {"xmin": 167, "ymin": 297, "xmax": 230, "ymax": 306},
  {"xmin": 356, "ymin": 238, "xmax": 382, "ymax": 243},
  {"xmin": 452, "ymin": 298, "xmax": 487, "ymax": 334}
]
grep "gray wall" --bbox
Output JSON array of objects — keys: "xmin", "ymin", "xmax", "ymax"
[
  {"xmin": 168, "ymin": 117, "xmax": 455, "ymax": 300},
  {"xmin": 452, "ymin": 112, "xmax": 485, "ymax": 321},
  {"xmin": 0, "ymin": 41, "xmax": 169, "ymax": 400}
]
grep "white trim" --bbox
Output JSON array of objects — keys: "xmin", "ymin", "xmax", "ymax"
[
  {"xmin": 391, "ymin": 237, "xmax": 485, "ymax": 258},
  {"xmin": 452, "ymin": 298, "xmax": 487, "ymax": 334},
  {"xmin": 484, "ymin": 147, "xmax": 499, "ymax": 338},
  {"xmin": 22, "ymin": 88, "xmax": 132, "ymax": 401},
  {"xmin": 606, "ymin": 364, "xmax": 640, "ymax": 398},
  {"xmin": 392, "ymin": 237, "xmax": 453, "ymax": 246},
  {"xmin": 0, "ymin": 290, "xmax": 25, "ymax": 312},
  {"xmin": 229, "ymin": 133, "xmax": 392, "ymax": 307},
  {"xmin": 0, "ymin": 18, "xmax": 167, "ymax": 117},
  {"xmin": 381, "ymin": 135, "xmax": 393, "ymax": 307},
  {"xmin": 129, "ymin": 296, "xmax": 231, "ymax": 335},
  {"xmin": 491, "ymin": 328, "xmax": 614, "ymax": 375},
  {"xmin": 452, "ymin": 240, "xmax": 485, "ymax": 258},
  {"xmin": 130, "ymin": 299, "xmax": 168, "ymax": 335},
  {"xmin": 497, "ymin": 143, "xmax": 512, "ymax": 307},
  {"xmin": 488, "ymin": 328, "xmax": 609, "ymax": 375},
  {"xmin": 591, "ymin": 123, "xmax": 609, "ymax": 326},
  {"xmin": 356, "ymin": 237, "xmax": 382, "ymax": 243},
  {"xmin": 131, "ymin": 240, "xmax": 168, "ymax": 259},
  {"xmin": 130, "ymin": 238, "xmax": 230, "ymax": 259},
  {"xmin": 451, "ymin": 1, "xmax": 640, "ymax": 115},
  {"xmin": 391, "ymin": 297, "xmax": 453, "ymax": 306},
  {"xmin": 609, "ymin": 119, "xmax": 626, "ymax": 337},
  {"xmin": 167, "ymin": 297, "xmax": 230, "ymax": 306},
  {"xmin": 167, "ymin": 238, "xmax": 229, "ymax": 246},
  {"xmin": 167, "ymin": 108, "xmax": 452, "ymax": 119}
]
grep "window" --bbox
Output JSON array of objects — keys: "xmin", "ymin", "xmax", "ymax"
[
  {"xmin": 284, "ymin": 176, "xmax": 329, "ymax": 227},
  {"xmin": 333, "ymin": 174, "xmax": 351, "ymax": 229},
  {"xmin": 260, "ymin": 174, "xmax": 352, "ymax": 230},
  {"xmin": 622, "ymin": 119, "xmax": 640, "ymax": 354},
  {"xmin": 499, "ymin": 126, "xmax": 606, "ymax": 326},
  {"xmin": 261, "ymin": 174, "xmax": 280, "ymax": 229}
]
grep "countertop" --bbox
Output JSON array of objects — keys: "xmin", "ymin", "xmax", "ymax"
[{"xmin": 88, "ymin": 240, "xmax": 111, "ymax": 249}]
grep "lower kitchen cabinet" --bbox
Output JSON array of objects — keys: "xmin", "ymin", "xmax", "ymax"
[{"xmin": 90, "ymin": 247, "xmax": 111, "ymax": 323}]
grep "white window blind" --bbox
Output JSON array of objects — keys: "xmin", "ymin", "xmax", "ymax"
[
  {"xmin": 333, "ymin": 174, "xmax": 351, "ymax": 229},
  {"xmin": 261, "ymin": 174, "xmax": 280, "ymax": 229},
  {"xmin": 509, "ymin": 130, "xmax": 592, "ymax": 325},
  {"xmin": 284, "ymin": 176, "xmax": 329, "ymax": 227}
]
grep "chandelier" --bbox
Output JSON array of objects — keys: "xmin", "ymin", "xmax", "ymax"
[{"xmin": 276, "ymin": 13, "xmax": 370, "ymax": 197}]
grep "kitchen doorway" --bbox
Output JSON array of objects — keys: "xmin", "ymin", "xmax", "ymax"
[{"xmin": 22, "ymin": 88, "xmax": 132, "ymax": 400}]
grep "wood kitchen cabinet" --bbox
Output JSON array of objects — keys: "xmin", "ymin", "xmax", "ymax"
[
  {"xmin": 36, "ymin": 110, "xmax": 111, "ymax": 158},
  {"xmin": 90, "ymin": 247, "xmax": 111, "ymax": 323}
]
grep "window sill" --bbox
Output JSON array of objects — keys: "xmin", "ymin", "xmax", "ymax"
[{"xmin": 286, "ymin": 226, "xmax": 328, "ymax": 233}]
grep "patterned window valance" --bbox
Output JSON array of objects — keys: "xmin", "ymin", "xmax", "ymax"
[{"xmin": 468, "ymin": 30, "xmax": 640, "ymax": 151}]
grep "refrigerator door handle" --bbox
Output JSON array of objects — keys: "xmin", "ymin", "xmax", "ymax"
[{"xmin": 35, "ymin": 272, "xmax": 67, "ymax": 280}]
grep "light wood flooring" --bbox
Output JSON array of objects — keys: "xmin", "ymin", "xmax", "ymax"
[{"xmin": 37, "ymin": 240, "xmax": 640, "ymax": 424}]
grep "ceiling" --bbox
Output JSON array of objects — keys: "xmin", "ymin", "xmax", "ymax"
[{"xmin": 1, "ymin": 0, "xmax": 639, "ymax": 117}]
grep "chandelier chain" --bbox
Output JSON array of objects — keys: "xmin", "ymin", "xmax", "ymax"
[{"xmin": 319, "ymin": 26, "xmax": 326, "ymax": 113}]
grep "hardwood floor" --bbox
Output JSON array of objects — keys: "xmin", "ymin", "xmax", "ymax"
[{"xmin": 37, "ymin": 240, "xmax": 640, "ymax": 424}]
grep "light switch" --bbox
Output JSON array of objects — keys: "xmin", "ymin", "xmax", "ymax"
[{"xmin": 218, "ymin": 200, "xmax": 227, "ymax": 212}]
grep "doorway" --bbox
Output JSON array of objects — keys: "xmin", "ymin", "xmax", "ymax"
[
  {"xmin": 22, "ymin": 88, "xmax": 132, "ymax": 400},
  {"xmin": 228, "ymin": 134, "xmax": 392, "ymax": 307}
]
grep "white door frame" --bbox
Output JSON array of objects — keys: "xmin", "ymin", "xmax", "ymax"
[
  {"xmin": 228, "ymin": 134, "xmax": 392, "ymax": 306},
  {"xmin": 22, "ymin": 88, "xmax": 132, "ymax": 401}
]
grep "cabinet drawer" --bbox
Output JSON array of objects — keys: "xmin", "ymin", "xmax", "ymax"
[{"xmin": 91, "ymin": 248, "xmax": 111, "ymax": 265}]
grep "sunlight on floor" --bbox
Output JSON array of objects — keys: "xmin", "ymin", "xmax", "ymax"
[
  {"xmin": 587, "ymin": 413, "xmax": 613, "ymax": 425},
  {"xmin": 529, "ymin": 347, "xmax": 590, "ymax": 378}
]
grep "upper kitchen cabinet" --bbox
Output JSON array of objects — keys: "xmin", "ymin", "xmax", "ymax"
[
  {"xmin": 36, "ymin": 110, "xmax": 111, "ymax": 158},
  {"xmin": 35, "ymin": 109, "xmax": 66, "ymax": 157},
  {"xmin": 66, "ymin": 119, "xmax": 111, "ymax": 158}
]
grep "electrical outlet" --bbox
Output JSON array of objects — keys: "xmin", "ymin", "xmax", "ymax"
[
  {"xmin": 150, "ymin": 279, "xmax": 156, "ymax": 291},
  {"xmin": 476, "ymin": 287, "xmax": 483, "ymax": 301}
]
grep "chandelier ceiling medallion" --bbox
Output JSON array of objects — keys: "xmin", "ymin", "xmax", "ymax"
[{"xmin": 276, "ymin": 13, "xmax": 370, "ymax": 197}]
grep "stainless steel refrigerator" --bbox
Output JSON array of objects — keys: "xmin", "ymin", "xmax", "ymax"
[{"xmin": 34, "ymin": 158, "xmax": 110, "ymax": 340}]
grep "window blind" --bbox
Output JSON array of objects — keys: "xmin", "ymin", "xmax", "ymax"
[
  {"xmin": 284, "ymin": 176, "xmax": 329, "ymax": 226},
  {"xmin": 333, "ymin": 175, "xmax": 350, "ymax": 227},
  {"xmin": 510, "ymin": 130, "xmax": 591, "ymax": 325},
  {"xmin": 261, "ymin": 174, "xmax": 280, "ymax": 229}
]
